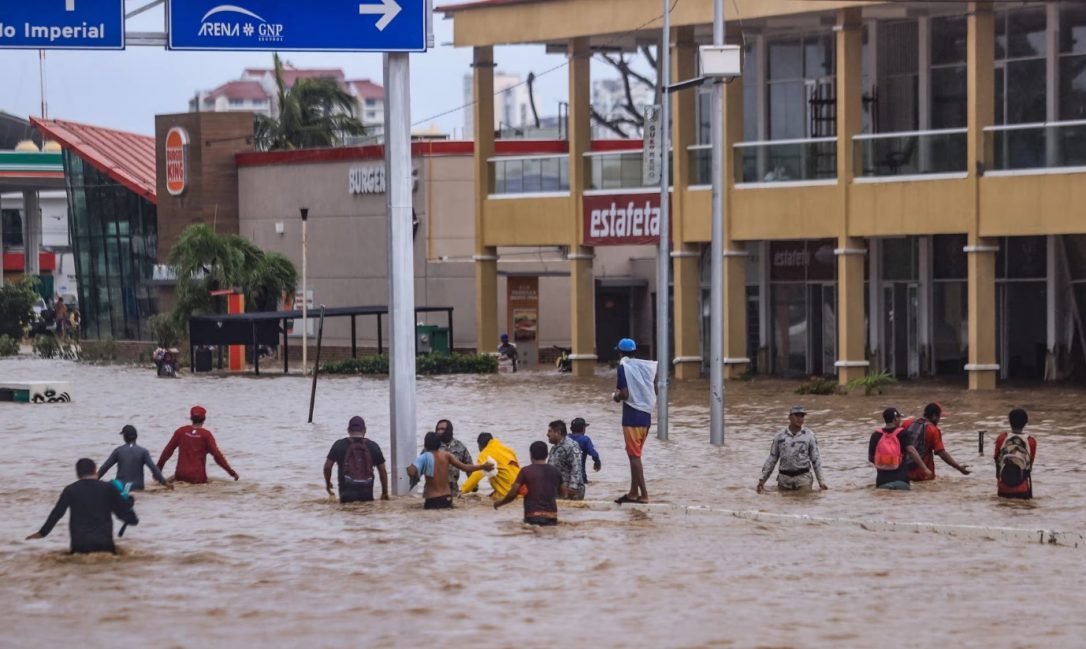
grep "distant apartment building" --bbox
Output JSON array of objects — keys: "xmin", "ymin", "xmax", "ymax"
[
  {"xmin": 591, "ymin": 77, "xmax": 656, "ymax": 139},
  {"xmin": 188, "ymin": 65, "xmax": 385, "ymax": 129},
  {"xmin": 462, "ymin": 71, "xmax": 543, "ymax": 138}
]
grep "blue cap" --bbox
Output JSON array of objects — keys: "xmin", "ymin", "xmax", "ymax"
[
  {"xmin": 615, "ymin": 338, "xmax": 636, "ymax": 352},
  {"xmin": 500, "ymin": 332, "xmax": 509, "ymax": 341}
]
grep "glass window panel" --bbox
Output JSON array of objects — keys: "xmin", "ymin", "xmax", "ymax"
[
  {"xmin": 1007, "ymin": 7, "xmax": 1046, "ymax": 59},
  {"xmin": 1060, "ymin": 54, "xmax": 1086, "ymax": 120},
  {"xmin": 996, "ymin": 12, "xmax": 1007, "ymax": 59},
  {"xmin": 771, "ymin": 283, "xmax": 808, "ymax": 375},
  {"xmin": 540, "ymin": 156, "xmax": 559, "ymax": 191},
  {"xmin": 931, "ymin": 66, "xmax": 967, "ymax": 129},
  {"xmin": 768, "ymin": 81, "xmax": 806, "ymax": 140},
  {"xmin": 743, "ymin": 42, "xmax": 758, "ymax": 142},
  {"xmin": 522, "ymin": 158, "xmax": 541, "ymax": 192},
  {"xmin": 932, "ymin": 16, "xmax": 967, "ymax": 65},
  {"xmin": 1004, "ymin": 236, "xmax": 1047, "ymax": 279},
  {"xmin": 1006, "ymin": 59, "xmax": 1047, "ymax": 123},
  {"xmin": 932, "ymin": 234, "xmax": 968, "ymax": 280},
  {"xmin": 879, "ymin": 21, "xmax": 918, "ymax": 76},
  {"xmin": 1061, "ymin": 4, "xmax": 1086, "ymax": 54},
  {"xmin": 1064, "ymin": 235, "xmax": 1086, "ymax": 280},
  {"xmin": 697, "ymin": 90, "xmax": 712, "ymax": 144},
  {"xmin": 880, "ymin": 74, "xmax": 919, "ymax": 132},
  {"xmin": 881, "ymin": 238, "xmax": 918, "ymax": 281},
  {"xmin": 601, "ymin": 154, "xmax": 621, "ymax": 189},
  {"xmin": 768, "ymin": 38, "xmax": 802, "ymax": 80},
  {"xmin": 995, "ymin": 67, "xmax": 1005, "ymax": 125},
  {"xmin": 804, "ymin": 34, "xmax": 834, "ymax": 79}
]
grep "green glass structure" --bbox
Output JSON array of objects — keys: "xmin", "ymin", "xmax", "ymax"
[{"xmin": 64, "ymin": 151, "xmax": 158, "ymax": 340}]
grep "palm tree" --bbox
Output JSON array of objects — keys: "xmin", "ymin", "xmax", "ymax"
[{"xmin": 254, "ymin": 53, "xmax": 366, "ymax": 150}]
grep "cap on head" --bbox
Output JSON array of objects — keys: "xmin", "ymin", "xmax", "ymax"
[
  {"xmin": 882, "ymin": 407, "xmax": 902, "ymax": 424},
  {"xmin": 347, "ymin": 416, "xmax": 366, "ymax": 433},
  {"xmin": 570, "ymin": 417, "xmax": 588, "ymax": 433},
  {"xmin": 190, "ymin": 405, "xmax": 207, "ymax": 420},
  {"xmin": 500, "ymin": 332, "xmax": 509, "ymax": 342},
  {"xmin": 789, "ymin": 405, "xmax": 807, "ymax": 416},
  {"xmin": 615, "ymin": 338, "xmax": 637, "ymax": 352},
  {"xmin": 120, "ymin": 424, "xmax": 138, "ymax": 440}
]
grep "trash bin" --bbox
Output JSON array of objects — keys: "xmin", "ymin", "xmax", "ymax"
[
  {"xmin": 415, "ymin": 325, "xmax": 450, "ymax": 355},
  {"xmin": 193, "ymin": 346, "xmax": 213, "ymax": 372}
]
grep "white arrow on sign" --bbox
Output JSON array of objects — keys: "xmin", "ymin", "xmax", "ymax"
[{"xmin": 359, "ymin": 0, "xmax": 402, "ymax": 31}]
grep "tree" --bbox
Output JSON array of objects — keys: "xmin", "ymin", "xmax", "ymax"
[
  {"xmin": 254, "ymin": 53, "xmax": 366, "ymax": 151},
  {"xmin": 0, "ymin": 277, "xmax": 40, "ymax": 339},
  {"xmin": 167, "ymin": 224, "xmax": 297, "ymax": 328}
]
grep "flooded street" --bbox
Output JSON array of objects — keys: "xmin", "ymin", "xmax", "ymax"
[{"xmin": 2, "ymin": 358, "xmax": 1084, "ymax": 648}]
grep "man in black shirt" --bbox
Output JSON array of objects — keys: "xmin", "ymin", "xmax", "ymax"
[
  {"xmin": 26, "ymin": 458, "xmax": 139, "ymax": 554},
  {"xmin": 869, "ymin": 407, "xmax": 931, "ymax": 490},
  {"xmin": 324, "ymin": 415, "xmax": 389, "ymax": 503},
  {"xmin": 494, "ymin": 441, "xmax": 562, "ymax": 525}
]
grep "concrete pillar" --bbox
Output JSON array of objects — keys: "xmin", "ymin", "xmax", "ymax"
[
  {"xmin": 967, "ymin": 3, "xmax": 997, "ymax": 390},
  {"xmin": 472, "ymin": 46, "xmax": 499, "ymax": 353},
  {"xmin": 568, "ymin": 38, "xmax": 596, "ymax": 376},
  {"xmin": 722, "ymin": 54, "xmax": 748, "ymax": 379},
  {"xmin": 672, "ymin": 27, "xmax": 702, "ymax": 380},
  {"xmin": 23, "ymin": 191, "xmax": 41, "ymax": 276},
  {"xmin": 835, "ymin": 8, "xmax": 868, "ymax": 385}
]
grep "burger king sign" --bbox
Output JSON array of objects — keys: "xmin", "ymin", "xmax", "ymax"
[{"xmin": 165, "ymin": 127, "xmax": 189, "ymax": 196}]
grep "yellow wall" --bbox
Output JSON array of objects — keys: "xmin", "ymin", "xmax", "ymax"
[
  {"xmin": 482, "ymin": 196, "xmax": 571, "ymax": 246},
  {"xmin": 849, "ymin": 179, "xmax": 973, "ymax": 236},
  {"xmin": 729, "ymin": 184, "xmax": 839, "ymax": 241},
  {"xmin": 980, "ymin": 174, "xmax": 1086, "ymax": 236}
]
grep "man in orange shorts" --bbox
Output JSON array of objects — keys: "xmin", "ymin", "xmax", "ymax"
[{"xmin": 612, "ymin": 338, "xmax": 657, "ymax": 504}]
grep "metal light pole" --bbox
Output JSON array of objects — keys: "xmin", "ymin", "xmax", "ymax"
[
  {"xmin": 300, "ymin": 207, "xmax": 309, "ymax": 376},
  {"xmin": 655, "ymin": 0, "xmax": 671, "ymax": 441},
  {"xmin": 384, "ymin": 52, "xmax": 417, "ymax": 496},
  {"xmin": 709, "ymin": 0, "xmax": 727, "ymax": 446}
]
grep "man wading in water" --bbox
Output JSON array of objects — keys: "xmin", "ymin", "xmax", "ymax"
[
  {"xmin": 27, "ymin": 458, "xmax": 139, "ymax": 554},
  {"xmin": 407, "ymin": 432, "xmax": 493, "ymax": 510},
  {"xmin": 612, "ymin": 338, "xmax": 657, "ymax": 504},
  {"xmin": 757, "ymin": 405, "xmax": 828, "ymax": 493},
  {"xmin": 157, "ymin": 405, "xmax": 239, "ymax": 484},
  {"xmin": 436, "ymin": 419, "xmax": 472, "ymax": 496}
]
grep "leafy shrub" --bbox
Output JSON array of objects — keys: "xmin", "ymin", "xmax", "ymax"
[
  {"xmin": 322, "ymin": 353, "xmax": 497, "ymax": 375},
  {"xmin": 844, "ymin": 370, "xmax": 897, "ymax": 396},
  {"xmin": 795, "ymin": 376, "xmax": 840, "ymax": 395},
  {"xmin": 32, "ymin": 333, "xmax": 60, "ymax": 359},
  {"xmin": 79, "ymin": 339, "xmax": 117, "ymax": 363},
  {"xmin": 0, "ymin": 277, "xmax": 40, "ymax": 339},
  {"xmin": 148, "ymin": 313, "xmax": 183, "ymax": 347},
  {"xmin": 0, "ymin": 334, "xmax": 19, "ymax": 357}
]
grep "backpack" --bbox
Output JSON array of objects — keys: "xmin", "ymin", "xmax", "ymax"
[
  {"xmin": 902, "ymin": 418, "xmax": 928, "ymax": 465},
  {"xmin": 873, "ymin": 428, "xmax": 904, "ymax": 471},
  {"xmin": 343, "ymin": 438, "xmax": 375, "ymax": 488},
  {"xmin": 998, "ymin": 434, "xmax": 1032, "ymax": 487}
]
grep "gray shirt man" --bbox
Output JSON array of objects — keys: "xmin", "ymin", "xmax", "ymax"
[
  {"xmin": 759, "ymin": 427, "xmax": 826, "ymax": 490},
  {"xmin": 98, "ymin": 443, "xmax": 169, "ymax": 490},
  {"xmin": 548, "ymin": 435, "xmax": 585, "ymax": 498}
]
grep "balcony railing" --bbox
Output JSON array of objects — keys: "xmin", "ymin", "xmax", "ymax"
[
  {"xmin": 984, "ymin": 120, "xmax": 1086, "ymax": 173},
  {"xmin": 586, "ymin": 150, "xmax": 668, "ymax": 191},
  {"xmin": 489, "ymin": 154, "xmax": 569, "ymax": 195},
  {"xmin": 854, "ymin": 128, "xmax": 967, "ymax": 178},
  {"xmin": 688, "ymin": 144, "xmax": 712, "ymax": 186},
  {"xmin": 734, "ymin": 137, "xmax": 837, "ymax": 184}
]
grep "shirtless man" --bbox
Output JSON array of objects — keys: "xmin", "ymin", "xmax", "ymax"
[{"xmin": 406, "ymin": 432, "xmax": 493, "ymax": 509}]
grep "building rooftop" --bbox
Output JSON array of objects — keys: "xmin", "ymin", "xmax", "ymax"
[
  {"xmin": 205, "ymin": 80, "xmax": 268, "ymax": 102},
  {"xmin": 31, "ymin": 117, "xmax": 157, "ymax": 204}
]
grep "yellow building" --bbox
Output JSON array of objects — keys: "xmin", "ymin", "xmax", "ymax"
[{"xmin": 441, "ymin": 0, "xmax": 1086, "ymax": 389}]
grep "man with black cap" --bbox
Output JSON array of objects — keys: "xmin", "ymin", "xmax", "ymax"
[
  {"xmin": 868, "ymin": 407, "xmax": 931, "ymax": 490},
  {"xmin": 569, "ymin": 417, "xmax": 601, "ymax": 485},
  {"xmin": 324, "ymin": 416, "xmax": 388, "ymax": 503},
  {"xmin": 26, "ymin": 458, "xmax": 139, "ymax": 554},
  {"xmin": 98, "ymin": 425, "xmax": 172, "ymax": 491},
  {"xmin": 157, "ymin": 405, "xmax": 239, "ymax": 484},
  {"xmin": 757, "ymin": 405, "xmax": 828, "ymax": 493}
]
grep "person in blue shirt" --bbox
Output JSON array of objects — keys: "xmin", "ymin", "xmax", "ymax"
[{"xmin": 568, "ymin": 417, "xmax": 601, "ymax": 484}]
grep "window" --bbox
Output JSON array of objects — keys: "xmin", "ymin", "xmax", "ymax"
[
  {"xmin": 930, "ymin": 15, "xmax": 967, "ymax": 129},
  {"xmin": 1, "ymin": 209, "xmax": 23, "ymax": 246},
  {"xmin": 1060, "ymin": 4, "xmax": 1086, "ymax": 120},
  {"xmin": 878, "ymin": 20, "xmax": 919, "ymax": 133},
  {"xmin": 229, "ymin": 98, "xmax": 246, "ymax": 107},
  {"xmin": 995, "ymin": 7, "xmax": 1047, "ymax": 125},
  {"xmin": 766, "ymin": 33, "xmax": 835, "ymax": 140}
]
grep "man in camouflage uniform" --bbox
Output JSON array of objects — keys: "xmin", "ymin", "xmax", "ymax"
[
  {"xmin": 437, "ymin": 419, "xmax": 473, "ymax": 495},
  {"xmin": 546, "ymin": 419, "xmax": 584, "ymax": 500}
]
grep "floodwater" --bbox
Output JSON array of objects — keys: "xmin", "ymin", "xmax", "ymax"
[{"xmin": 2, "ymin": 357, "xmax": 1084, "ymax": 648}]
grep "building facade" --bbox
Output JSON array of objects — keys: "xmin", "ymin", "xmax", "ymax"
[{"xmin": 439, "ymin": 0, "xmax": 1086, "ymax": 388}]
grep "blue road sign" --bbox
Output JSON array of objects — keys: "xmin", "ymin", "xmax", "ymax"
[
  {"xmin": 168, "ymin": 1, "xmax": 426, "ymax": 52},
  {"xmin": 0, "ymin": 0, "xmax": 124, "ymax": 50}
]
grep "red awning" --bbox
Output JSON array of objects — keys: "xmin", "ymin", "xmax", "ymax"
[
  {"xmin": 30, "ymin": 117, "xmax": 156, "ymax": 205},
  {"xmin": 3, "ymin": 252, "xmax": 57, "ymax": 272}
]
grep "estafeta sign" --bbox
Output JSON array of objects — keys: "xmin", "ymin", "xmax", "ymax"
[
  {"xmin": 165, "ymin": 127, "xmax": 190, "ymax": 196},
  {"xmin": 583, "ymin": 193, "xmax": 670, "ymax": 246}
]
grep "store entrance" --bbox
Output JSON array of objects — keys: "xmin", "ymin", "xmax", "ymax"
[
  {"xmin": 882, "ymin": 281, "xmax": 920, "ymax": 378},
  {"xmin": 998, "ymin": 282, "xmax": 1047, "ymax": 381}
]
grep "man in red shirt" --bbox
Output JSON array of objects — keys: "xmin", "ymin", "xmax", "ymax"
[
  {"xmin": 902, "ymin": 403, "xmax": 971, "ymax": 482},
  {"xmin": 157, "ymin": 405, "xmax": 239, "ymax": 484},
  {"xmin": 994, "ymin": 408, "xmax": 1037, "ymax": 499}
]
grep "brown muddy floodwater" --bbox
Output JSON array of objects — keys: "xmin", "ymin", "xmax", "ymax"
[{"xmin": 2, "ymin": 357, "xmax": 1084, "ymax": 648}]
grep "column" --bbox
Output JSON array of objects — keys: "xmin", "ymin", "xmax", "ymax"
[
  {"xmin": 567, "ymin": 38, "xmax": 596, "ymax": 377},
  {"xmin": 23, "ymin": 191, "xmax": 41, "ymax": 276},
  {"xmin": 672, "ymin": 27, "xmax": 702, "ymax": 380},
  {"xmin": 472, "ymin": 46, "xmax": 499, "ymax": 354},
  {"xmin": 966, "ymin": 2, "xmax": 998, "ymax": 389},
  {"xmin": 835, "ymin": 7, "xmax": 868, "ymax": 385},
  {"xmin": 722, "ymin": 48, "xmax": 748, "ymax": 378}
]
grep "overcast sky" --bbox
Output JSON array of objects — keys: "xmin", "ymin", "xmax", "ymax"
[{"xmin": 4, "ymin": 3, "xmax": 605, "ymax": 139}]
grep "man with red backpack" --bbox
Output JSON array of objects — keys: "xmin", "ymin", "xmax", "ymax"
[
  {"xmin": 994, "ymin": 408, "xmax": 1036, "ymax": 500},
  {"xmin": 324, "ymin": 416, "xmax": 389, "ymax": 503},
  {"xmin": 901, "ymin": 403, "xmax": 971, "ymax": 482},
  {"xmin": 869, "ymin": 407, "xmax": 931, "ymax": 490}
]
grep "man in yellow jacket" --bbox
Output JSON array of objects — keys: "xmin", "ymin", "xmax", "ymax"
[{"xmin": 461, "ymin": 433, "xmax": 524, "ymax": 500}]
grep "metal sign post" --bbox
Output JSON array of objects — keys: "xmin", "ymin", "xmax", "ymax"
[
  {"xmin": 656, "ymin": 0, "xmax": 671, "ymax": 441},
  {"xmin": 709, "ymin": 0, "xmax": 726, "ymax": 446},
  {"xmin": 300, "ymin": 208, "xmax": 309, "ymax": 376},
  {"xmin": 384, "ymin": 52, "xmax": 417, "ymax": 496}
]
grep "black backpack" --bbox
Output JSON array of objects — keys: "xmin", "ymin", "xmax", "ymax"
[
  {"xmin": 903, "ymin": 418, "xmax": 929, "ymax": 465},
  {"xmin": 343, "ymin": 438, "xmax": 375, "ymax": 488}
]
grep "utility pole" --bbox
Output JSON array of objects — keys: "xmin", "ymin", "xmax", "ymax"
[
  {"xmin": 300, "ymin": 207, "xmax": 309, "ymax": 376},
  {"xmin": 709, "ymin": 0, "xmax": 727, "ymax": 446},
  {"xmin": 655, "ymin": 0, "xmax": 671, "ymax": 440}
]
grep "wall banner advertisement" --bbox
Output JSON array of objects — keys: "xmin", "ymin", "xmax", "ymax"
[{"xmin": 582, "ymin": 192, "xmax": 670, "ymax": 246}]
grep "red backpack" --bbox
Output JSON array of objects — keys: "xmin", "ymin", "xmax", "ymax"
[
  {"xmin": 874, "ymin": 428, "xmax": 904, "ymax": 470},
  {"xmin": 343, "ymin": 438, "xmax": 375, "ymax": 488}
]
